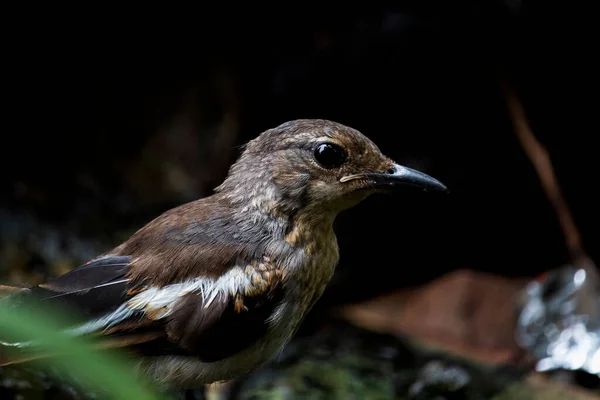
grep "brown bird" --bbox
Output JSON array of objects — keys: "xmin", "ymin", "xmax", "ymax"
[{"xmin": 0, "ymin": 119, "xmax": 447, "ymax": 389}]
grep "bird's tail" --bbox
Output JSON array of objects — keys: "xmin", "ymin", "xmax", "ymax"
[
  {"xmin": 0, "ymin": 284, "xmax": 24, "ymax": 298},
  {"xmin": 0, "ymin": 284, "xmax": 159, "ymax": 366},
  {"xmin": 0, "ymin": 285, "xmax": 27, "ymax": 365}
]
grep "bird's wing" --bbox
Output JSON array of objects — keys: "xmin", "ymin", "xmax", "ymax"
[
  {"xmin": 27, "ymin": 255, "xmax": 132, "ymax": 320},
  {"xmin": 1, "ymin": 253, "xmax": 285, "ymax": 366},
  {"xmin": 1, "ymin": 199, "xmax": 287, "ymax": 365}
]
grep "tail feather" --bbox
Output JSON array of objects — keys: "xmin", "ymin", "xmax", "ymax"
[
  {"xmin": 0, "ymin": 347, "xmax": 54, "ymax": 367},
  {"xmin": 0, "ymin": 284, "xmax": 25, "ymax": 298},
  {"xmin": 0, "ymin": 255, "xmax": 136, "ymax": 366},
  {"xmin": 0, "ymin": 332, "xmax": 164, "ymax": 366}
]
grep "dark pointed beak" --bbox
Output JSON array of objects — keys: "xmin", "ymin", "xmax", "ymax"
[{"xmin": 362, "ymin": 163, "xmax": 449, "ymax": 193}]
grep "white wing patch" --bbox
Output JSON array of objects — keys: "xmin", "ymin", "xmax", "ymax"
[
  {"xmin": 0, "ymin": 267, "xmax": 255, "ymax": 349},
  {"xmin": 72, "ymin": 266, "xmax": 254, "ymax": 335}
]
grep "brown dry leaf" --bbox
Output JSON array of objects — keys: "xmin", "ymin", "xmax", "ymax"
[{"xmin": 340, "ymin": 269, "xmax": 530, "ymax": 365}]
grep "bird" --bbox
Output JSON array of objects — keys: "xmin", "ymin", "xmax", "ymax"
[{"xmin": 0, "ymin": 119, "xmax": 448, "ymax": 389}]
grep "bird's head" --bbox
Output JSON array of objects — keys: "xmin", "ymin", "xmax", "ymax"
[{"xmin": 216, "ymin": 119, "xmax": 448, "ymax": 217}]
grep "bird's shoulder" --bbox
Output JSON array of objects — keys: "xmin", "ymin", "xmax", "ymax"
[{"xmin": 113, "ymin": 194, "xmax": 274, "ymax": 287}]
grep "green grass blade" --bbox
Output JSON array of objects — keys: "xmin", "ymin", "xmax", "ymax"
[{"xmin": 0, "ymin": 301, "xmax": 161, "ymax": 399}]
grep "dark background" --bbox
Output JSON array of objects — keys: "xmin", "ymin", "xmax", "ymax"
[{"xmin": 1, "ymin": 2, "xmax": 598, "ymax": 307}]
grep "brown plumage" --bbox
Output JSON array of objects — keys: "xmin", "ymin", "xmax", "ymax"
[{"xmin": 0, "ymin": 119, "xmax": 448, "ymax": 388}]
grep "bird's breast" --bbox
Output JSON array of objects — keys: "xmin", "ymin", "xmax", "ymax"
[{"xmin": 276, "ymin": 219, "xmax": 339, "ymax": 325}]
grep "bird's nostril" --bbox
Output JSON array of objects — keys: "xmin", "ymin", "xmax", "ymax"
[{"xmin": 386, "ymin": 167, "xmax": 396, "ymax": 175}]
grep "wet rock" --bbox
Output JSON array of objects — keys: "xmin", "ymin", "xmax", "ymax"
[
  {"xmin": 407, "ymin": 361, "xmax": 471, "ymax": 399},
  {"xmin": 215, "ymin": 321, "xmax": 522, "ymax": 399}
]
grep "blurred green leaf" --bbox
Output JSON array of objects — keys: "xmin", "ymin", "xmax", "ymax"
[{"xmin": 0, "ymin": 299, "xmax": 161, "ymax": 399}]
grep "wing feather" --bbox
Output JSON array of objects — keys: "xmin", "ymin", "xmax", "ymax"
[{"xmin": 28, "ymin": 255, "xmax": 133, "ymax": 321}]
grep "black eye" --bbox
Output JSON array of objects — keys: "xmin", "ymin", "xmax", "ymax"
[{"xmin": 313, "ymin": 143, "xmax": 347, "ymax": 169}]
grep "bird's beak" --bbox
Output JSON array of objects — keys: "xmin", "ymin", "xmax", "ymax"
[{"xmin": 341, "ymin": 163, "xmax": 449, "ymax": 193}]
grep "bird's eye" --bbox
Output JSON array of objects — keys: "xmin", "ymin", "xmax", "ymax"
[{"xmin": 313, "ymin": 143, "xmax": 347, "ymax": 169}]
